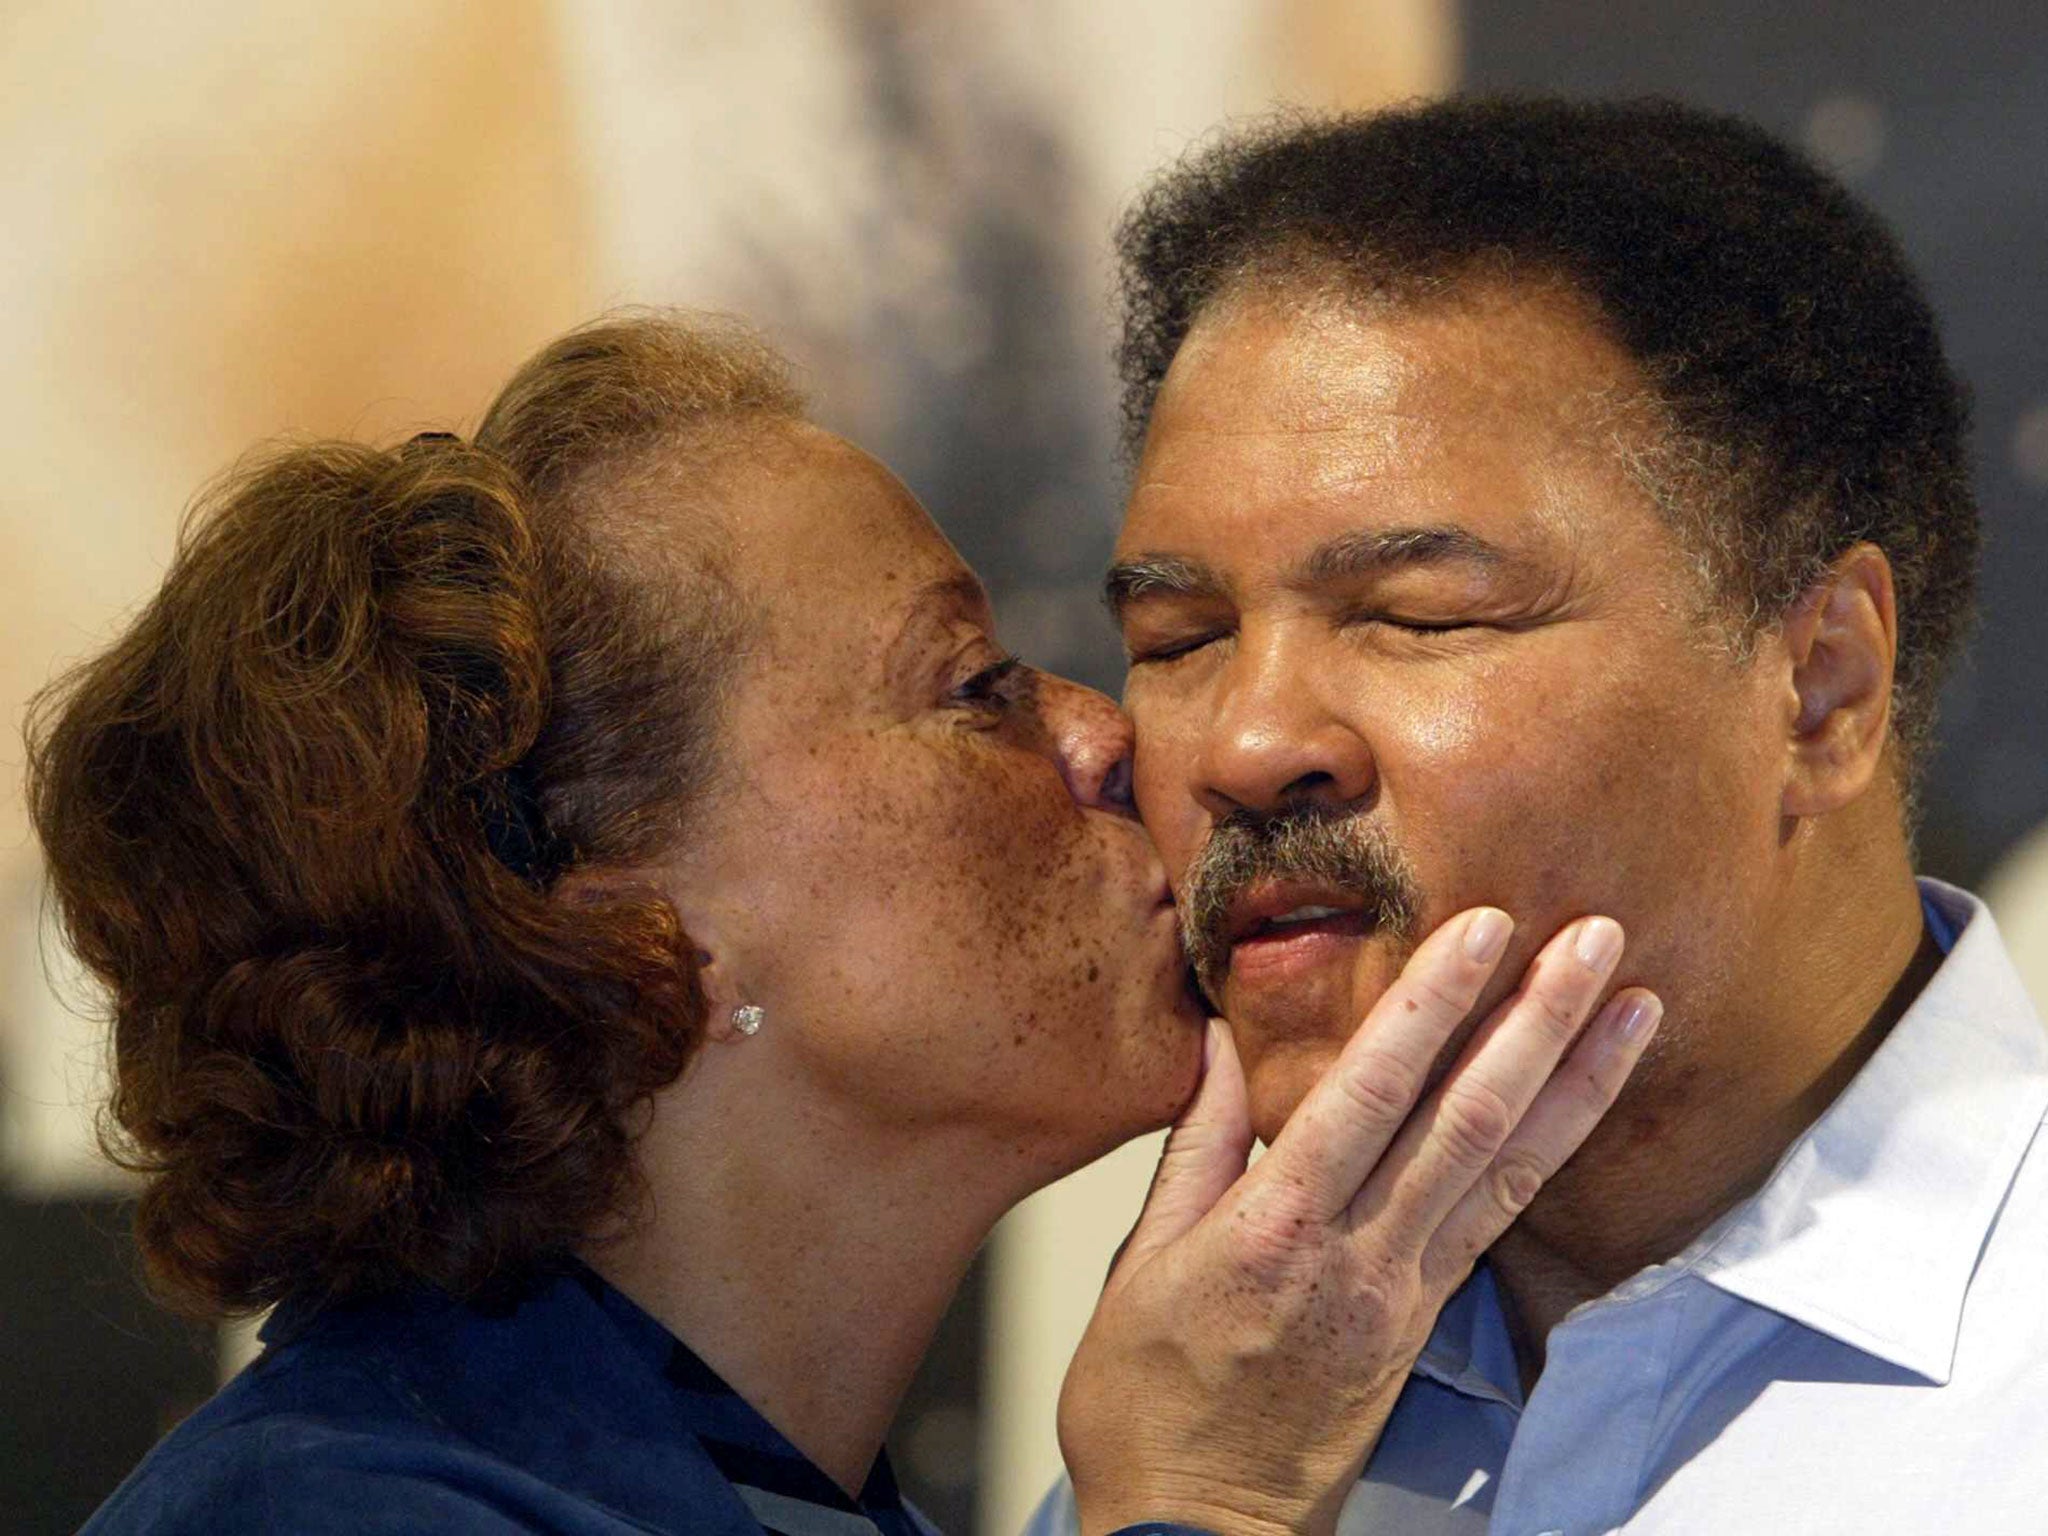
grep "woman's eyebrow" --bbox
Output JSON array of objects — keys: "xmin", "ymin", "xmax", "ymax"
[
  {"xmin": 901, "ymin": 570, "xmax": 991, "ymax": 621},
  {"xmin": 902, "ymin": 573, "xmax": 994, "ymax": 640},
  {"xmin": 883, "ymin": 572, "xmax": 994, "ymax": 681}
]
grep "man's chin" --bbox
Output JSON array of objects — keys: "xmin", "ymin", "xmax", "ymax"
[
  {"xmin": 1219, "ymin": 931, "xmax": 1407, "ymax": 1043},
  {"xmin": 1240, "ymin": 1040, "xmax": 1346, "ymax": 1146},
  {"xmin": 1220, "ymin": 949, "xmax": 1358, "ymax": 1039},
  {"xmin": 1220, "ymin": 935, "xmax": 1438, "ymax": 1142},
  {"xmin": 1219, "ymin": 963, "xmax": 1359, "ymax": 1145}
]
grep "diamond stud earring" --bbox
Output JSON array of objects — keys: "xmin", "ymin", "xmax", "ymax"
[{"xmin": 731, "ymin": 1004, "xmax": 764, "ymax": 1037}]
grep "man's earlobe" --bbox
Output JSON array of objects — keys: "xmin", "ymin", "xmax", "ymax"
[{"xmin": 1780, "ymin": 542, "xmax": 1898, "ymax": 818}]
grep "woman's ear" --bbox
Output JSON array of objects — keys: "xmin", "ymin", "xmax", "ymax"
[
  {"xmin": 549, "ymin": 866, "xmax": 750, "ymax": 1044},
  {"xmin": 690, "ymin": 945, "xmax": 755, "ymax": 1045},
  {"xmin": 1778, "ymin": 542, "xmax": 1898, "ymax": 819}
]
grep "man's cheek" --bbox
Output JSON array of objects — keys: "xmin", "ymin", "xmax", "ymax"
[
  {"xmin": 1407, "ymin": 763, "xmax": 1606, "ymax": 924},
  {"xmin": 1129, "ymin": 732, "xmax": 1185, "ymax": 823},
  {"xmin": 1132, "ymin": 774, "xmax": 1204, "ymax": 878}
]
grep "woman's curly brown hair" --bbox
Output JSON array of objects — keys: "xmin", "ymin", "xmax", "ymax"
[{"xmin": 24, "ymin": 311, "xmax": 804, "ymax": 1318}]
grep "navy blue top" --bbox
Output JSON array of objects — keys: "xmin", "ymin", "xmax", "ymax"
[{"xmin": 81, "ymin": 1264, "xmax": 938, "ymax": 1535}]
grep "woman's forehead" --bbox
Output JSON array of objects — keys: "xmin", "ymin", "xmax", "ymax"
[
  {"xmin": 733, "ymin": 428, "xmax": 955, "ymax": 570},
  {"xmin": 711, "ymin": 428, "xmax": 984, "ymax": 664}
]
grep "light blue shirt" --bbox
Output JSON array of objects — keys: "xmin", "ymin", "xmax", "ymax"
[{"xmin": 1032, "ymin": 880, "xmax": 2048, "ymax": 1535}]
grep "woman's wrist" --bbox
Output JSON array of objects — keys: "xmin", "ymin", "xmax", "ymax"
[{"xmin": 1080, "ymin": 1481, "xmax": 1319, "ymax": 1536}]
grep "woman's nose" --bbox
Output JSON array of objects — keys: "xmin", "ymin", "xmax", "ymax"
[{"xmin": 1038, "ymin": 673, "xmax": 1138, "ymax": 818}]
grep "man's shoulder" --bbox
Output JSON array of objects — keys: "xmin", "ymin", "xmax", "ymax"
[
  {"xmin": 1020, "ymin": 1474, "xmax": 1079, "ymax": 1536},
  {"xmin": 1952, "ymin": 1094, "xmax": 2048, "ymax": 1374}
]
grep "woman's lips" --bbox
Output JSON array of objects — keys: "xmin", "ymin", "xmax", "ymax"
[{"xmin": 1227, "ymin": 909, "xmax": 1373, "ymax": 986}]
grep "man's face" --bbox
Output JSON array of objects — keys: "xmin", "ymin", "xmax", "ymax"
[{"xmin": 1113, "ymin": 281, "xmax": 1790, "ymax": 1143}]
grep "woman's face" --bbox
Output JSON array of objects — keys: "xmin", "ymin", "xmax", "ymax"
[{"xmin": 667, "ymin": 424, "xmax": 1205, "ymax": 1175}]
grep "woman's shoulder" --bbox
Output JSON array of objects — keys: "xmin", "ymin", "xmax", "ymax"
[
  {"xmin": 78, "ymin": 1281, "xmax": 767, "ymax": 1536},
  {"xmin": 80, "ymin": 1416, "xmax": 549, "ymax": 1535},
  {"xmin": 77, "ymin": 1325, "xmax": 544, "ymax": 1534},
  {"xmin": 78, "ymin": 1353, "xmax": 696, "ymax": 1535}
]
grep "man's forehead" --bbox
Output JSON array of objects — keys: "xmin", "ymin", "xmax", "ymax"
[
  {"xmin": 1151, "ymin": 293, "xmax": 1424, "ymax": 437},
  {"xmin": 1144, "ymin": 278, "xmax": 1646, "ymax": 446},
  {"xmin": 1117, "ymin": 281, "xmax": 1655, "ymax": 562}
]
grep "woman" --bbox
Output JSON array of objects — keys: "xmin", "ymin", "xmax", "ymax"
[{"xmin": 30, "ymin": 312, "xmax": 1659, "ymax": 1535}]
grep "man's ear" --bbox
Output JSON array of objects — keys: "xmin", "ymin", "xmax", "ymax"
[{"xmin": 1778, "ymin": 541, "xmax": 1898, "ymax": 819}]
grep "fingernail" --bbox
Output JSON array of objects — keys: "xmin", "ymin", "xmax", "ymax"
[
  {"xmin": 1574, "ymin": 916, "xmax": 1624, "ymax": 973},
  {"xmin": 1616, "ymin": 993, "xmax": 1663, "ymax": 1043},
  {"xmin": 1462, "ymin": 907, "xmax": 1513, "ymax": 963}
]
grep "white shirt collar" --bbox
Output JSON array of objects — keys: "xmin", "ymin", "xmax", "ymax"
[{"xmin": 1637, "ymin": 879, "xmax": 2048, "ymax": 1383}]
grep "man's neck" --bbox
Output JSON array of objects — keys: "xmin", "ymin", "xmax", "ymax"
[
  {"xmin": 1490, "ymin": 845, "xmax": 1939, "ymax": 1389},
  {"xmin": 583, "ymin": 1060, "xmax": 1042, "ymax": 1498}
]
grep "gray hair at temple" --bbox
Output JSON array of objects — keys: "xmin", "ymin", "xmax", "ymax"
[{"xmin": 1112, "ymin": 96, "xmax": 1979, "ymax": 797}]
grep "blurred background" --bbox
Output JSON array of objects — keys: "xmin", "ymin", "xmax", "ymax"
[{"xmin": 2, "ymin": 1, "xmax": 2043, "ymax": 1531}]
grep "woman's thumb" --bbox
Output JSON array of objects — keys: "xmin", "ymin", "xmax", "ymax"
[{"xmin": 1105, "ymin": 1019, "xmax": 1253, "ymax": 1289}]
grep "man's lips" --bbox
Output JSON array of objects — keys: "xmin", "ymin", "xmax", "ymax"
[
  {"xmin": 1219, "ymin": 881, "xmax": 1376, "ymax": 989},
  {"xmin": 1227, "ymin": 914, "xmax": 1372, "ymax": 992},
  {"xmin": 1222, "ymin": 880, "xmax": 1370, "ymax": 945}
]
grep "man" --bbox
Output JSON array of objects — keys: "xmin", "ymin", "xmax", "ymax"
[{"xmin": 1043, "ymin": 97, "xmax": 2045, "ymax": 1532}]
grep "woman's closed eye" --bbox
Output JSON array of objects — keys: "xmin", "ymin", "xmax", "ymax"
[{"xmin": 949, "ymin": 654, "xmax": 1031, "ymax": 715}]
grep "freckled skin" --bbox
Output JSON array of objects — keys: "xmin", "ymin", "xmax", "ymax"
[{"xmin": 672, "ymin": 425, "xmax": 1204, "ymax": 1181}]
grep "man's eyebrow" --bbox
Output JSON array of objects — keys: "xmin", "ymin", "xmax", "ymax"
[
  {"xmin": 1103, "ymin": 527, "xmax": 1515, "ymax": 618},
  {"xmin": 1296, "ymin": 524, "xmax": 1516, "ymax": 585},
  {"xmin": 1102, "ymin": 555, "xmax": 1226, "ymax": 619}
]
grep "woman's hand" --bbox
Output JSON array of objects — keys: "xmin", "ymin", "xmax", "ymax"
[{"xmin": 1058, "ymin": 908, "xmax": 1661, "ymax": 1536}]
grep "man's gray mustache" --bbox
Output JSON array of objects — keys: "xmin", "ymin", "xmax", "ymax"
[{"xmin": 1179, "ymin": 807, "xmax": 1425, "ymax": 999}]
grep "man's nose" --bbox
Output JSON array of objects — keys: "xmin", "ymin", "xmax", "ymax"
[
  {"xmin": 1040, "ymin": 673, "xmax": 1138, "ymax": 818},
  {"xmin": 1196, "ymin": 639, "xmax": 1375, "ymax": 817}
]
